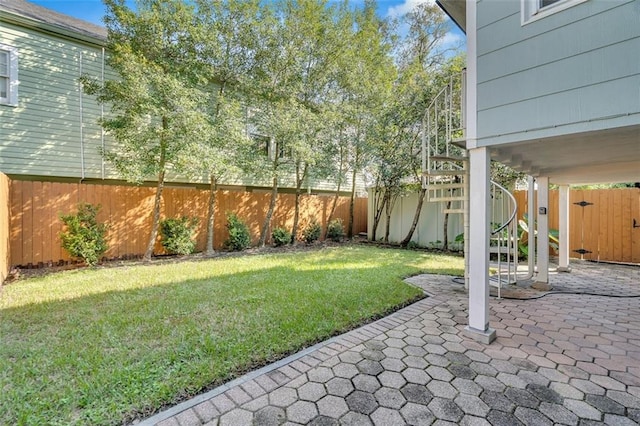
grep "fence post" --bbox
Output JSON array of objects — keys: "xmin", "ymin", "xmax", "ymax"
[{"xmin": 558, "ymin": 185, "xmax": 571, "ymax": 272}]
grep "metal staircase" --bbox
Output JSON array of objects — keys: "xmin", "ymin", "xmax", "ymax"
[{"xmin": 421, "ymin": 71, "xmax": 520, "ymax": 296}]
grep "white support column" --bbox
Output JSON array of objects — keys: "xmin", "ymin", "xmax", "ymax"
[
  {"xmin": 558, "ymin": 185, "xmax": 571, "ymax": 272},
  {"xmin": 465, "ymin": 146, "xmax": 496, "ymax": 344},
  {"xmin": 534, "ymin": 176, "xmax": 552, "ymax": 290}
]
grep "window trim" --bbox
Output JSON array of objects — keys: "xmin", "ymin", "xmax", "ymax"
[
  {"xmin": 0, "ymin": 45, "xmax": 18, "ymax": 106},
  {"xmin": 521, "ymin": 0, "xmax": 588, "ymax": 25}
]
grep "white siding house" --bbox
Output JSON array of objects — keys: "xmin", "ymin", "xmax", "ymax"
[{"xmin": 437, "ymin": 0, "xmax": 640, "ymax": 343}]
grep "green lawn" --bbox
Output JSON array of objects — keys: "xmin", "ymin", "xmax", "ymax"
[{"xmin": 0, "ymin": 245, "xmax": 463, "ymax": 425}]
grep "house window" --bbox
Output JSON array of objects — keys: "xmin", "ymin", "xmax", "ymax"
[
  {"xmin": 521, "ymin": 0, "xmax": 588, "ymax": 25},
  {"xmin": 0, "ymin": 45, "xmax": 18, "ymax": 106},
  {"xmin": 540, "ymin": 0, "xmax": 562, "ymax": 7},
  {"xmin": 250, "ymin": 133, "xmax": 270, "ymax": 157}
]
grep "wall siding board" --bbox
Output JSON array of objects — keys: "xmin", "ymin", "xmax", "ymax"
[
  {"xmin": 478, "ymin": 38, "xmax": 639, "ymax": 110},
  {"xmin": 477, "ymin": 0, "xmax": 634, "ymax": 55},
  {"xmin": 478, "ymin": 75, "xmax": 640, "ymax": 141},
  {"xmin": 477, "ymin": 0, "xmax": 519, "ymax": 30},
  {"xmin": 475, "ymin": 0, "xmax": 640, "ymax": 144}
]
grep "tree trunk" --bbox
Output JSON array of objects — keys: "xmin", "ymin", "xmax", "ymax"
[
  {"xmin": 143, "ymin": 169, "xmax": 166, "ymax": 260},
  {"xmin": 384, "ymin": 203, "xmax": 391, "ymax": 243},
  {"xmin": 325, "ymin": 186, "xmax": 340, "ymax": 241},
  {"xmin": 205, "ymin": 175, "xmax": 217, "ymax": 255},
  {"xmin": 383, "ymin": 191, "xmax": 398, "ymax": 244},
  {"xmin": 259, "ymin": 175, "xmax": 278, "ymax": 247},
  {"xmin": 143, "ymin": 122, "xmax": 168, "ymax": 261},
  {"xmin": 400, "ymin": 187, "xmax": 426, "ymax": 247},
  {"xmin": 443, "ymin": 200, "xmax": 451, "ymax": 250},
  {"xmin": 291, "ymin": 162, "xmax": 308, "ymax": 245},
  {"xmin": 325, "ymin": 145, "xmax": 345, "ymax": 240},
  {"xmin": 371, "ymin": 186, "xmax": 386, "ymax": 241},
  {"xmin": 347, "ymin": 165, "xmax": 357, "ymax": 239}
]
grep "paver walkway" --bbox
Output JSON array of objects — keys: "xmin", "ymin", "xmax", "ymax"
[{"xmin": 139, "ymin": 261, "xmax": 640, "ymax": 426}]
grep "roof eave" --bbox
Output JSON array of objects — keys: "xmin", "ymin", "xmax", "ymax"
[
  {"xmin": 436, "ymin": 0, "xmax": 466, "ymax": 34},
  {"xmin": 0, "ymin": 9, "xmax": 106, "ymax": 47}
]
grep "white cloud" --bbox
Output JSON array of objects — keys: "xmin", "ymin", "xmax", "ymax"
[
  {"xmin": 438, "ymin": 31, "xmax": 464, "ymax": 49},
  {"xmin": 386, "ymin": 0, "xmax": 435, "ymax": 18}
]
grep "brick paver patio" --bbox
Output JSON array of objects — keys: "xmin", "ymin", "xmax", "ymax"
[{"xmin": 139, "ymin": 261, "xmax": 640, "ymax": 426}]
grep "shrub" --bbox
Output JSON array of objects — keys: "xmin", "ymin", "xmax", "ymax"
[
  {"xmin": 326, "ymin": 218, "xmax": 344, "ymax": 242},
  {"xmin": 302, "ymin": 220, "xmax": 322, "ymax": 244},
  {"xmin": 271, "ymin": 227, "xmax": 291, "ymax": 247},
  {"xmin": 224, "ymin": 213, "xmax": 251, "ymax": 251},
  {"xmin": 60, "ymin": 203, "xmax": 109, "ymax": 266},
  {"xmin": 160, "ymin": 217, "xmax": 199, "ymax": 255},
  {"xmin": 427, "ymin": 240, "xmax": 443, "ymax": 250}
]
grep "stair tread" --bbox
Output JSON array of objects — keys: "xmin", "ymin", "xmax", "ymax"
[
  {"xmin": 430, "ymin": 155, "xmax": 467, "ymax": 162},
  {"xmin": 423, "ymin": 170, "xmax": 465, "ymax": 177},
  {"xmin": 426, "ymin": 183, "xmax": 465, "ymax": 189}
]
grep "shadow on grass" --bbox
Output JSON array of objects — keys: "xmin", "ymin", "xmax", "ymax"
[{"xmin": 1, "ymin": 248, "xmax": 462, "ymax": 426}]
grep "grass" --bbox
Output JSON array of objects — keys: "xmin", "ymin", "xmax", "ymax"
[{"xmin": 0, "ymin": 245, "xmax": 463, "ymax": 426}]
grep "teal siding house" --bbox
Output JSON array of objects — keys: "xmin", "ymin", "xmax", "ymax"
[
  {"xmin": 436, "ymin": 0, "xmax": 640, "ymax": 342},
  {"xmin": 0, "ymin": 0, "xmax": 360, "ymax": 192}
]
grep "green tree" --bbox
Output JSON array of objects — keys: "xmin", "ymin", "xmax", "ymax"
[
  {"xmin": 83, "ymin": 0, "xmax": 209, "ymax": 260},
  {"xmin": 332, "ymin": 1, "xmax": 395, "ymax": 239},
  {"xmin": 186, "ymin": 0, "xmax": 264, "ymax": 254},
  {"xmin": 250, "ymin": 0, "xmax": 355, "ymax": 246}
]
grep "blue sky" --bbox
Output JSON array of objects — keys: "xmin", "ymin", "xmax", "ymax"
[{"xmin": 28, "ymin": 0, "xmax": 465, "ymax": 49}]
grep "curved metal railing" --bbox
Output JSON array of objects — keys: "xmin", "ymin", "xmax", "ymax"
[
  {"xmin": 421, "ymin": 72, "xmax": 521, "ymax": 297},
  {"xmin": 490, "ymin": 181, "xmax": 519, "ymax": 298}
]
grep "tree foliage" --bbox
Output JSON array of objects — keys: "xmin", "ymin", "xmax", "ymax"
[
  {"xmin": 84, "ymin": 0, "xmax": 465, "ymax": 252},
  {"xmin": 83, "ymin": 0, "xmax": 210, "ymax": 260}
]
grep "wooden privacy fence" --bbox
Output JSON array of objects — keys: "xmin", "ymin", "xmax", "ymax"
[
  {"xmin": 513, "ymin": 188, "xmax": 640, "ymax": 264},
  {"xmin": 0, "ymin": 173, "xmax": 9, "ymax": 282},
  {"xmin": 9, "ymin": 180, "xmax": 367, "ymax": 268}
]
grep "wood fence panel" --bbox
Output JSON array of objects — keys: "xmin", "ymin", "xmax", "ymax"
[
  {"xmin": 8, "ymin": 181, "xmax": 368, "ymax": 267},
  {"xmin": 0, "ymin": 173, "xmax": 9, "ymax": 283},
  {"xmin": 612, "ymin": 190, "xmax": 623, "ymax": 262},
  {"xmin": 598, "ymin": 190, "xmax": 611, "ymax": 261},
  {"xmin": 621, "ymin": 190, "xmax": 632, "ymax": 263},
  {"xmin": 515, "ymin": 188, "xmax": 639, "ymax": 264},
  {"xmin": 9, "ymin": 180, "xmax": 23, "ymax": 266},
  {"xmin": 21, "ymin": 182, "xmax": 33, "ymax": 266},
  {"xmin": 633, "ymin": 190, "xmax": 640, "ymax": 263}
]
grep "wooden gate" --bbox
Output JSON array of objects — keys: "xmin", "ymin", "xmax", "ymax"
[{"xmin": 514, "ymin": 188, "xmax": 640, "ymax": 264}]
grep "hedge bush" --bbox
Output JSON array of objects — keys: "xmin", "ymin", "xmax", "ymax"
[
  {"xmin": 160, "ymin": 217, "xmax": 199, "ymax": 255},
  {"xmin": 271, "ymin": 227, "xmax": 291, "ymax": 247},
  {"xmin": 224, "ymin": 213, "xmax": 251, "ymax": 251},
  {"xmin": 302, "ymin": 220, "xmax": 322, "ymax": 243},
  {"xmin": 60, "ymin": 203, "xmax": 109, "ymax": 266},
  {"xmin": 327, "ymin": 218, "xmax": 345, "ymax": 242}
]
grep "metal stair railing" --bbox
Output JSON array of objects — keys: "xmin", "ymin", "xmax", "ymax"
[
  {"xmin": 490, "ymin": 181, "xmax": 519, "ymax": 298},
  {"xmin": 420, "ymin": 71, "xmax": 521, "ymax": 295}
]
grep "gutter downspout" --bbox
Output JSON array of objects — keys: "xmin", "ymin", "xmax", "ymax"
[
  {"xmin": 101, "ymin": 47, "xmax": 105, "ymax": 180},
  {"xmin": 523, "ymin": 175, "xmax": 535, "ymax": 280},
  {"xmin": 79, "ymin": 51, "xmax": 85, "ymax": 180}
]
